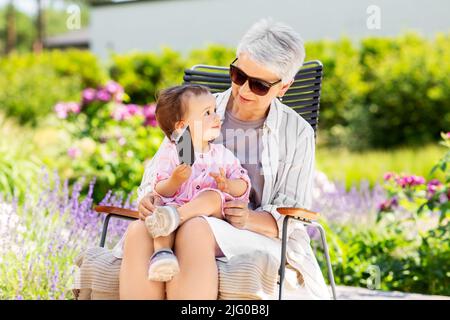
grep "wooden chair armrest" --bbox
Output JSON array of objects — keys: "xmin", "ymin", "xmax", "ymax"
[
  {"xmin": 94, "ymin": 205, "xmax": 140, "ymax": 220},
  {"xmin": 276, "ymin": 207, "xmax": 320, "ymax": 221}
]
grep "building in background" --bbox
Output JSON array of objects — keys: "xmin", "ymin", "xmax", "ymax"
[{"xmin": 58, "ymin": 0, "xmax": 450, "ymax": 58}]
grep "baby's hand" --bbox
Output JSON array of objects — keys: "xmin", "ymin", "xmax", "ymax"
[
  {"xmin": 171, "ymin": 163, "xmax": 192, "ymax": 184},
  {"xmin": 209, "ymin": 168, "xmax": 230, "ymax": 194}
]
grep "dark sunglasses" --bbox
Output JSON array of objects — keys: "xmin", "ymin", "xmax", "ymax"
[{"xmin": 229, "ymin": 58, "xmax": 282, "ymax": 96}]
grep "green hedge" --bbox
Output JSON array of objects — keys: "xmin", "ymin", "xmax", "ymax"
[
  {"xmin": 0, "ymin": 50, "xmax": 106, "ymax": 125},
  {"xmin": 1, "ymin": 33, "xmax": 448, "ymax": 148}
]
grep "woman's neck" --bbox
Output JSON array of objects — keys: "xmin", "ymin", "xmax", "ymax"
[{"xmin": 227, "ymin": 94, "xmax": 269, "ymax": 121}]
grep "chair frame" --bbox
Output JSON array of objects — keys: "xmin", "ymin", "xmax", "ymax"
[{"xmin": 95, "ymin": 60, "xmax": 337, "ymax": 300}]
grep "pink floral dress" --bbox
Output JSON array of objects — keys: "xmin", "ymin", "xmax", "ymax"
[{"xmin": 152, "ymin": 141, "xmax": 251, "ymax": 215}]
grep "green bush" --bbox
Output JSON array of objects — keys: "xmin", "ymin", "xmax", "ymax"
[
  {"xmin": 0, "ymin": 113, "xmax": 42, "ymax": 202},
  {"xmin": 1, "ymin": 34, "xmax": 449, "ymax": 148},
  {"xmin": 109, "ymin": 48, "xmax": 186, "ymax": 105},
  {"xmin": 315, "ymin": 134, "xmax": 449, "ymax": 295},
  {"xmin": 0, "ymin": 50, "xmax": 106, "ymax": 125},
  {"xmin": 53, "ymin": 81, "xmax": 164, "ymax": 203},
  {"xmin": 354, "ymin": 33, "xmax": 450, "ymax": 149}
]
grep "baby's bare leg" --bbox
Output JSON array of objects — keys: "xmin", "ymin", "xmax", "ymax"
[
  {"xmin": 153, "ymin": 233, "xmax": 175, "ymax": 252},
  {"xmin": 177, "ymin": 191, "xmax": 222, "ymax": 224}
]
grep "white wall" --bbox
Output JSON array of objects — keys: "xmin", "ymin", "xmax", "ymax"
[{"xmin": 90, "ymin": 0, "xmax": 450, "ymax": 59}]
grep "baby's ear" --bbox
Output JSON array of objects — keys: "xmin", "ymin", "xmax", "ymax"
[{"xmin": 174, "ymin": 120, "xmax": 185, "ymax": 130}]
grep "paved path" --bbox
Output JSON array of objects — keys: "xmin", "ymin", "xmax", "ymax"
[{"xmin": 282, "ymin": 285, "xmax": 450, "ymax": 300}]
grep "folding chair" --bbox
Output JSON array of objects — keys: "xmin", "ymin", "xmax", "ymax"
[{"xmin": 95, "ymin": 60, "xmax": 337, "ymax": 300}]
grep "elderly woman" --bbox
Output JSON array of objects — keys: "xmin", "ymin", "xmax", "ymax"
[{"xmin": 114, "ymin": 18, "xmax": 329, "ymax": 299}]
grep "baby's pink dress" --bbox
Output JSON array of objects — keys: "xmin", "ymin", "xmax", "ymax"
[{"xmin": 152, "ymin": 142, "xmax": 251, "ymax": 215}]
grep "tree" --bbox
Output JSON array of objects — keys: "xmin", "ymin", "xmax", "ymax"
[{"xmin": 5, "ymin": 0, "xmax": 15, "ymax": 54}]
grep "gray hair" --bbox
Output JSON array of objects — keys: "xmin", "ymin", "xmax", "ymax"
[{"xmin": 236, "ymin": 18, "xmax": 306, "ymax": 84}]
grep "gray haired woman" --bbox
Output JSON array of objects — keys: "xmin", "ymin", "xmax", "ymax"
[{"xmin": 115, "ymin": 18, "xmax": 330, "ymax": 299}]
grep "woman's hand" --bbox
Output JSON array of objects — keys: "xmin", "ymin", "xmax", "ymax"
[
  {"xmin": 223, "ymin": 200, "xmax": 250, "ymax": 229},
  {"xmin": 138, "ymin": 191, "xmax": 164, "ymax": 220},
  {"xmin": 209, "ymin": 168, "xmax": 231, "ymax": 194}
]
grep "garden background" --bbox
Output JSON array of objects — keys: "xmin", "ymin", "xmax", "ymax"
[{"xmin": 0, "ymin": 0, "xmax": 449, "ymax": 300}]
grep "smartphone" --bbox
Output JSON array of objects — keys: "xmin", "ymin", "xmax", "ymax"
[{"xmin": 175, "ymin": 126, "xmax": 195, "ymax": 166}]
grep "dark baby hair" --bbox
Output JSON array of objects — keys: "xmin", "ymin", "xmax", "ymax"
[{"xmin": 155, "ymin": 84, "xmax": 211, "ymax": 140}]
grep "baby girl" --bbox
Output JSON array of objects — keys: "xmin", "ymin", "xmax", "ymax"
[{"xmin": 145, "ymin": 84, "xmax": 251, "ymax": 281}]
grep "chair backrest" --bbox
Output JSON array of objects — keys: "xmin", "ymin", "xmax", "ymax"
[{"xmin": 182, "ymin": 60, "xmax": 323, "ymax": 134}]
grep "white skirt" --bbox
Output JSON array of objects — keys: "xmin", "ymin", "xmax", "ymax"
[
  {"xmin": 201, "ymin": 216, "xmax": 281, "ymax": 263},
  {"xmin": 112, "ymin": 216, "xmax": 281, "ymax": 263}
]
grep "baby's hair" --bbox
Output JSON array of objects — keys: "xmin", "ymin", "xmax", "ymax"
[{"xmin": 155, "ymin": 84, "xmax": 211, "ymax": 139}]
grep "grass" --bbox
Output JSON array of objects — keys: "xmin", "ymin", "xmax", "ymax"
[{"xmin": 316, "ymin": 144, "xmax": 446, "ymax": 189}]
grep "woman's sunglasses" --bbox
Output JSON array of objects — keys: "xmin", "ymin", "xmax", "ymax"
[{"xmin": 229, "ymin": 58, "xmax": 282, "ymax": 96}]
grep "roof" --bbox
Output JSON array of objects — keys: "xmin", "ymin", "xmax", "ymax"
[
  {"xmin": 44, "ymin": 28, "xmax": 90, "ymax": 49},
  {"xmin": 89, "ymin": 0, "xmax": 167, "ymax": 7}
]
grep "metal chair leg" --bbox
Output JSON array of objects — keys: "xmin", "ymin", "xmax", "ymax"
[
  {"xmin": 315, "ymin": 222, "xmax": 337, "ymax": 300},
  {"xmin": 278, "ymin": 216, "xmax": 290, "ymax": 300},
  {"xmin": 99, "ymin": 214, "xmax": 112, "ymax": 247}
]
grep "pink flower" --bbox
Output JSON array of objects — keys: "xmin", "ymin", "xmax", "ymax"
[
  {"xmin": 82, "ymin": 88, "xmax": 97, "ymax": 104},
  {"xmin": 104, "ymin": 81, "xmax": 125, "ymax": 103},
  {"xmin": 378, "ymin": 196, "xmax": 399, "ymax": 212},
  {"xmin": 67, "ymin": 147, "xmax": 81, "ymax": 159},
  {"xmin": 126, "ymin": 104, "xmax": 141, "ymax": 116},
  {"xmin": 67, "ymin": 102, "xmax": 81, "ymax": 114},
  {"xmin": 111, "ymin": 104, "xmax": 130, "ymax": 121},
  {"xmin": 96, "ymin": 89, "xmax": 111, "ymax": 102},
  {"xmin": 143, "ymin": 104, "xmax": 157, "ymax": 127},
  {"xmin": 54, "ymin": 103, "xmax": 68, "ymax": 119},
  {"xmin": 427, "ymin": 179, "xmax": 443, "ymax": 198},
  {"xmin": 104, "ymin": 81, "xmax": 123, "ymax": 95},
  {"xmin": 446, "ymin": 132, "xmax": 450, "ymax": 139},
  {"xmin": 383, "ymin": 172, "xmax": 395, "ymax": 181},
  {"xmin": 54, "ymin": 102, "xmax": 80, "ymax": 118},
  {"xmin": 395, "ymin": 174, "xmax": 425, "ymax": 188}
]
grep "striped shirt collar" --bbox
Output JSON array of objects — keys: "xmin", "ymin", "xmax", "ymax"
[{"xmin": 215, "ymin": 88, "xmax": 283, "ymax": 134}]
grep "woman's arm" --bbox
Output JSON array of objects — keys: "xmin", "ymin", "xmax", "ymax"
[
  {"xmin": 223, "ymin": 200, "xmax": 278, "ymax": 239},
  {"xmin": 245, "ymin": 210, "xmax": 278, "ymax": 238}
]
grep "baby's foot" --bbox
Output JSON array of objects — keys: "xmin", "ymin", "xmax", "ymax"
[
  {"xmin": 148, "ymin": 249, "xmax": 180, "ymax": 282},
  {"xmin": 145, "ymin": 206, "xmax": 180, "ymax": 238}
]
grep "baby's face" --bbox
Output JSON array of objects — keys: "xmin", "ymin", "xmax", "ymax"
[{"xmin": 185, "ymin": 93, "xmax": 221, "ymax": 142}]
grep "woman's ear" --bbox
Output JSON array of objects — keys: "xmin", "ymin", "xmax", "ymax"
[{"xmin": 278, "ymin": 79, "xmax": 294, "ymax": 98}]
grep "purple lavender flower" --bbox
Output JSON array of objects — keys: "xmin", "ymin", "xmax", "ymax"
[{"xmin": 82, "ymin": 88, "xmax": 97, "ymax": 104}]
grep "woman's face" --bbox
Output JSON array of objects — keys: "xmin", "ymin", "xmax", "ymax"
[{"xmin": 231, "ymin": 52, "xmax": 292, "ymax": 112}]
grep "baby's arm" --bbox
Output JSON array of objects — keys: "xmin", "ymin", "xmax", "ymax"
[
  {"xmin": 226, "ymin": 178, "xmax": 249, "ymax": 198},
  {"xmin": 155, "ymin": 163, "xmax": 192, "ymax": 197},
  {"xmin": 210, "ymin": 168, "xmax": 249, "ymax": 198}
]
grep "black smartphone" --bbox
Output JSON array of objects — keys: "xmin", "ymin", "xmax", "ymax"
[{"xmin": 175, "ymin": 126, "xmax": 195, "ymax": 166}]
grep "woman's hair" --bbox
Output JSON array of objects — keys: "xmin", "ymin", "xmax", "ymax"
[
  {"xmin": 155, "ymin": 84, "xmax": 211, "ymax": 139},
  {"xmin": 236, "ymin": 17, "xmax": 306, "ymax": 84}
]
